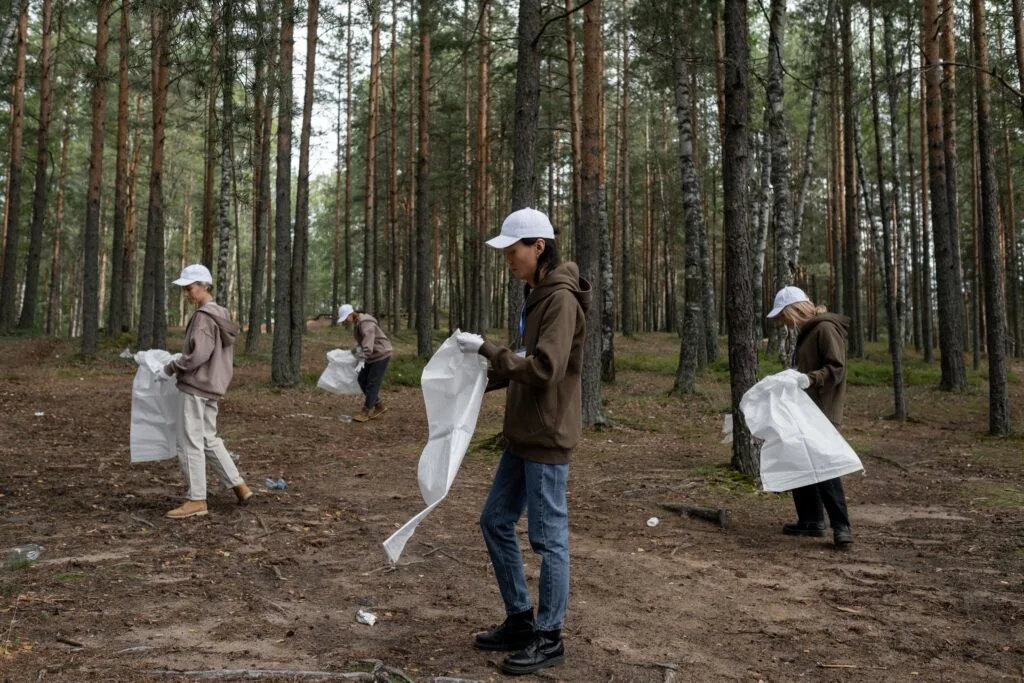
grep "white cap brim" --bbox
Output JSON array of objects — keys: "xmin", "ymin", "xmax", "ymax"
[
  {"xmin": 766, "ymin": 305, "xmax": 785, "ymax": 319},
  {"xmin": 172, "ymin": 277, "xmax": 195, "ymax": 286},
  {"xmin": 485, "ymin": 234, "xmax": 519, "ymax": 249}
]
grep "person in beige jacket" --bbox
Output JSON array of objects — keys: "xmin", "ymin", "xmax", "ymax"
[{"xmin": 163, "ymin": 264, "xmax": 251, "ymax": 519}]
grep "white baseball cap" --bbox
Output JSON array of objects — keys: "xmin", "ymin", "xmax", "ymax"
[
  {"xmin": 766, "ymin": 286, "xmax": 810, "ymax": 318},
  {"xmin": 172, "ymin": 264, "xmax": 213, "ymax": 286},
  {"xmin": 485, "ymin": 208, "xmax": 555, "ymax": 249},
  {"xmin": 338, "ymin": 303, "xmax": 355, "ymax": 322}
]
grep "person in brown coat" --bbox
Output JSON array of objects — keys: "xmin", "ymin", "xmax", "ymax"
[
  {"xmin": 455, "ymin": 208, "xmax": 592, "ymax": 675},
  {"xmin": 767, "ymin": 285, "xmax": 854, "ymax": 548},
  {"xmin": 337, "ymin": 303, "xmax": 393, "ymax": 422}
]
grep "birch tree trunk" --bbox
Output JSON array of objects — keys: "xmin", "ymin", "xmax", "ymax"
[
  {"xmin": 670, "ymin": 23, "xmax": 708, "ymax": 396},
  {"xmin": 216, "ymin": 0, "xmax": 235, "ymax": 304},
  {"xmin": 972, "ymin": 0, "xmax": 1010, "ymax": 434},
  {"xmin": 767, "ymin": 0, "xmax": 794, "ymax": 294},
  {"xmin": 841, "ymin": 0, "xmax": 863, "ymax": 357},
  {"xmin": 46, "ymin": 114, "xmax": 70, "ymax": 336},
  {"xmin": 619, "ymin": 0, "xmax": 634, "ymax": 340}
]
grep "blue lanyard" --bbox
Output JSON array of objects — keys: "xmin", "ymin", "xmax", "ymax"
[{"xmin": 519, "ymin": 303, "xmax": 527, "ymax": 340}]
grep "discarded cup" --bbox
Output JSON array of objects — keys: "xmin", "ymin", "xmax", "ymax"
[
  {"xmin": 339, "ymin": 415, "xmax": 353, "ymax": 423},
  {"xmin": 4, "ymin": 543, "xmax": 45, "ymax": 568},
  {"xmin": 264, "ymin": 478, "xmax": 288, "ymax": 491},
  {"xmin": 34, "ymin": 412, "xmax": 45, "ymax": 417},
  {"xmin": 646, "ymin": 517, "xmax": 660, "ymax": 528},
  {"xmin": 355, "ymin": 609, "xmax": 377, "ymax": 626}
]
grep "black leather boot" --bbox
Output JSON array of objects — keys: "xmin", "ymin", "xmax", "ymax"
[
  {"xmin": 501, "ymin": 629, "xmax": 565, "ymax": 675},
  {"xmin": 833, "ymin": 525, "xmax": 853, "ymax": 548},
  {"xmin": 782, "ymin": 521, "xmax": 827, "ymax": 537},
  {"xmin": 473, "ymin": 609, "xmax": 535, "ymax": 651}
]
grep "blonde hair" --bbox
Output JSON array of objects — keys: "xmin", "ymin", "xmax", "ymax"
[{"xmin": 783, "ymin": 300, "xmax": 827, "ymax": 328}]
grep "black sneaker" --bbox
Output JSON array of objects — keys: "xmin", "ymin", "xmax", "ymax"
[
  {"xmin": 782, "ymin": 521, "xmax": 827, "ymax": 537},
  {"xmin": 833, "ymin": 526, "xmax": 854, "ymax": 548},
  {"xmin": 473, "ymin": 609, "xmax": 535, "ymax": 651},
  {"xmin": 501, "ymin": 630, "xmax": 564, "ymax": 675}
]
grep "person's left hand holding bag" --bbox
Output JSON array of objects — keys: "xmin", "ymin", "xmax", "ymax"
[
  {"xmin": 456, "ymin": 332, "xmax": 484, "ymax": 354},
  {"xmin": 159, "ymin": 363, "xmax": 175, "ymax": 382}
]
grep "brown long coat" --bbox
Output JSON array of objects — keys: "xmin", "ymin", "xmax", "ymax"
[{"xmin": 794, "ymin": 313, "xmax": 850, "ymax": 426}]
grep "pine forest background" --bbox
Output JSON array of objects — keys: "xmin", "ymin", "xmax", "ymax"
[{"xmin": 0, "ymin": 0, "xmax": 1020, "ymax": 468}]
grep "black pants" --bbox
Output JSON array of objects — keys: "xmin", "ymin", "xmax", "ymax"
[
  {"xmin": 357, "ymin": 357, "xmax": 390, "ymax": 411},
  {"xmin": 791, "ymin": 477, "xmax": 851, "ymax": 529}
]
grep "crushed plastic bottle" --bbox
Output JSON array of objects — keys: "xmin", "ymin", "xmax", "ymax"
[
  {"xmin": 4, "ymin": 543, "xmax": 45, "ymax": 568},
  {"xmin": 264, "ymin": 478, "xmax": 288, "ymax": 491},
  {"xmin": 339, "ymin": 415, "xmax": 353, "ymax": 423},
  {"xmin": 355, "ymin": 609, "xmax": 377, "ymax": 626}
]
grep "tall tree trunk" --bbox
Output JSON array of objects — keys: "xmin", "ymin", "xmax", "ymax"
[
  {"xmin": 124, "ymin": 100, "xmax": 143, "ymax": 333},
  {"xmin": 138, "ymin": 5, "xmax": 170, "ymax": 351},
  {"xmin": 907, "ymin": 31, "xmax": 921, "ymax": 352},
  {"xmin": 972, "ymin": 0, "xmax": 1009, "ymax": 434},
  {"xmin": 246, "ymin": 0, "xmax": 274, "ymax": 354},
  {"xmin": 415, "ymin": 0, "xmax": 432, "ymax": 358},
  {"xmin": 291, "ymin": 0, "xmax": 317, "ymax": 376},
  {"xmin": 509, "ymin": 0, "xmax": 542, "ymax": 346},
  {"xmin": 619, "ymin": 0, "xmax": 633, "ymax": 341},
  {"xmin": 202, "ymin": 1, "xmax": 219, "ymax": 267},
  {"xmin": 566, "ymin": 0, "xmax": 582, "ymax": 246},
  {"xmin": 82, "ymin": 0, "xmax": 110, "ymax": 352},
  {"xmin": 841, "ymin": 0, "xmax": 862, "ymax": 357},
  {"xmin": 767, "ymin": 0, "xmax": 794, "ymax": 292},
  {"xmin": 344, "ymin": 0, "xmax": 353, "ymax": 306},
  {"xmin": 46, "ymin": 113, "xmax": 71, "ymax": 336},
  {"xmin": 471, "ymin": 0, "xmax": 490, "ymax": 333},
  {"xmin": 579, "ymin": 0, "xmax": 604, "ymax": 426},
  {"xmin": 670, "ymin": 23, "xmax": 708, "ymax": 396},
  {"xmin": 388, "ymin": 0, "xmax": 400, "ymax": 329},
  {"xmin": 217, "ymin": 0, "xmax": 234, "ymax": 304},
  {"xmin": 752, "ymin": 129, "xmax": 771, "ymax": 329},
  {"xmin": 884, "ymin": 8, "xmax": 908, "ymax": 354},
  {"xmin": 941, "ymin": 0, "xmax": 966, "ymax": 352},
  {"xmin": 18, "ymin": 0, "xmax": 54, "ymax": 330},
  {"xmin": 271, "ymin": 0, "xmax": 295, "ymax": 386},
  {"xmin": 0, "ymin": 0, "xmax": 28, "ymax": 330},
  {"xmin": 108, "ymin": 0, "xmax": 130, "ymax": 335},
  {"xmin": 365, "ymin": 3, "xmax": 381, "ymax": 313},
  {"xmin": 868, "ymin": 0, "xmax": 905, "ymax": 419},
  {"xmin": 924, "ymin": 0, "xmax": 967, "ymax": 389},
  {"xmin": 723, "ymin": 0, "xmax": 759, "ymax": 475}
]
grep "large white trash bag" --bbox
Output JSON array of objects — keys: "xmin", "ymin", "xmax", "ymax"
[
  {"xmin": 317, "ymin": 349, "xmax": 363, "ymax": 395},
  {"xmin": 383, "ymin": 331, "xmax": 489, "ymax": 563},
  {"xmin": 740, "ymin": 369, "xmax": 864, "ymax": 492},
  {"xmin": 130, "ymin": 349, "xmax": 182, "ymax": 463}
]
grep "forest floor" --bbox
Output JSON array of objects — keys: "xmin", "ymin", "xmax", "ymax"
[{"xmin": 0, "ymin": 329, "xmax": 1022, "ymax": 682}]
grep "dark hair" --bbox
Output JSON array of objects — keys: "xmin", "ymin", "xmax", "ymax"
[{"xmin": 519, "ymin": 237, "xmax": 561, "ymax": 293}]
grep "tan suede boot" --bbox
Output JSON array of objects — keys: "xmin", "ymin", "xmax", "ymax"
[
  {"xmin": 352, "ymin": 408, "xmax": 372, "ymax": 423},
  {"xmin": 233, "ymin": 482, "xmax": 253, "ymax": 504},
  {"xmin": 369, "ymin": 403, "xmax": 388, "ymax": 420},
  {"xmin": 166, "ymin": 500, "xmax": 208, "ymax": 519}
]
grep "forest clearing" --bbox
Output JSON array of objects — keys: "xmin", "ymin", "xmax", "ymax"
[{"xmin": 1, "ymin": 330, "xmax": 1021, "ymax": 682}]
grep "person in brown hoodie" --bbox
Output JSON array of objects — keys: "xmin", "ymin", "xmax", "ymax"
[
  {"xmin": 337, "ymin": 303, "xmax": 393, "ymax": 422},
  {"xmin": 455, "ymin": 208, "xmax": 592, "ymax": 676},
  {"xmin": 766, "ymin": 285, "xmax": 854, "ymax": 548},
  {"xmin": 162, "ymin": 264, "xmax": 251, "ymax": 519}
]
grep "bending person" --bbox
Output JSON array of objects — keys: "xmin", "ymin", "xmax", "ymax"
[{"xmin": 338, "ymin": 303, "xmax": 392, "ymax": 422}]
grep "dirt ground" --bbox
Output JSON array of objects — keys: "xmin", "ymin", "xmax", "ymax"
[{"xmin": 1, "ymin": 330, "xmax": 1022, "ymax": 682}]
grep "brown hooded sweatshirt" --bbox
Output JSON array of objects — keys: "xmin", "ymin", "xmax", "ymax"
[
  {"xmin": 353, "ymin": 313, "xmax": 393, "ymax": 363},
  {"xmin": 169, "ymin": 301, "xmax": 241, "ymax": 400},
  {"xmin": 794, "ymin": 312, "xmax": 850, "ymax": 426},
  {"xmin": 478, "ymin": 262, "xmax": 593, "ymax": 465}
]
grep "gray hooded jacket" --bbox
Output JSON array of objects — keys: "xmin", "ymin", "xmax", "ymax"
[{"xmin": 169, "ymin": 301, "xmax": 240, "ymax": 400}]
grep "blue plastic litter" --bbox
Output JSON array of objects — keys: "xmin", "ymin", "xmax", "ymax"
[{"xmin": 264, "ymin": 478, "xmax": 288, "ymax": 490}]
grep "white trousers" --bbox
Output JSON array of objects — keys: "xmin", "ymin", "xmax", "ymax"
[{"xmin": 177, "ymin": 392, "xmax": 242, "ymax": 500}]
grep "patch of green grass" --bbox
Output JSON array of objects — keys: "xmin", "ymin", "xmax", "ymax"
[
  {"xmin": 3, "ymin": 559, "xmax": 35, "ymax": 571},
  {"xmin": 961, "ymin": 483, "xmax": 1024, "ymax": 509},
  {"xmin": 387, "ymin": 354, "xmax": 429, "ymax": 388},
  {"xmin": 54, "ymin": 572, "xmax": 88, "ymax": 582},
  {"xmin": 691, "ymin": 463, "xmax": 760, "ymax": 493},
  {"xmin": 616, "ymin": 353, "xmax": 678, "ymax": 375}
]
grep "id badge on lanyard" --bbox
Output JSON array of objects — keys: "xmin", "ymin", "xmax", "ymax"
[{"xmin": 516, "ymin": 303, "xmax": 527, "ymax": 358}]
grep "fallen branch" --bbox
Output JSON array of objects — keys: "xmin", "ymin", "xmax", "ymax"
[
  {"xmin": 863, "ymin": 452, "xmax": 910, "ymax": 473},
  {"xmin": 129, "ymin": 515, "xmax": 157, "ymax": 529},
  {"xmin": 660, "ymin": 504, "xmax": 729, "ymax": 528},
  {"xmin": 147, "ymin": 669, "xmax": 372, "ymax": 680},
  {"xmin": 267, "ymin": 565, "xmax": 288, "ymax": 581},
  {"xmin": 55, "ymin": 634, "xmax": 84, "ymax": 648},
  {"xmin": 838, "ymin": 569, "xmax": 877, "ymax": 587}
]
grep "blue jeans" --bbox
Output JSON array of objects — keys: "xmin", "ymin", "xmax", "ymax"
[{"xmin": 480, "ymin": 450, "xmax": 569, "ymax": 631}]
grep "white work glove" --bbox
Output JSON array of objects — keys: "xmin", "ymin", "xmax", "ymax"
[
  {"xmin": 352, "ymin": 345, "xmax": 367, "ymax": 361},
  {"xmin": 456, "ymin": 332, "xmax": 484, "ymax": 354},
  {"xmin": 796, "ymin": 373, "xmax": 811, "ymax": 389}
]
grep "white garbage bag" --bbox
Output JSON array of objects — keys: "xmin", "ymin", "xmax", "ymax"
[
  {"xmin": 130, "ymin": 349, "xmax": 182, "ymax": 463},
  {"xmin": 740, "ymin": 369, "xmax": 864, "ymax": 492},
  {"xmin": 383, "ymin": 331, "xmax": 489, "ymax": 563},
  {"xmin": 317, "ymin": 349, "xmax": 363, "ymax": 395}
]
